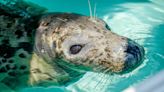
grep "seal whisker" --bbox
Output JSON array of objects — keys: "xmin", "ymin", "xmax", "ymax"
[
  {"xmin": 103, "ymin": 68, "xmax": 111, "ymax": 74},
  {"xmin": 94, "ymin": 73, "xmax": 108, "ymax": 90},
  {"xmin": 93, "ymin": 3, "xmax": 97, "ymax": 19},
  {"xmin": 99, "ymin": 74, "xmax": 110, "ymax": 91},
  {"xmin": 80, "ymin": 73, "xmax": 97, "ymax": 88},
  {"xmin": 95, "ymin": 65, "xmax": 107, "ymax": 71},
  {"xmin": 92, "ymin": 68, "xmax": 111, "ymax": 90},
  {"xmin": 81, "ymin": 71, "xmax": 104, "ymax": 89},
  {"xmin": 88, "ymin": 0, "xmax": 93, "ymax": 19},
  {"xmin": 133, "ymin": 38, "xmax": 147, "ymax": 42},
  {"xmin": 90, "ymin": 67, "xmax": 109, "ymax": 89},
  {"xmin": 82, "ymin": 73, "xmax": 104, "ymax": 89},
  {"xmin": 81, "ymin": 72, "xmax": 100, "ymax": 86}
]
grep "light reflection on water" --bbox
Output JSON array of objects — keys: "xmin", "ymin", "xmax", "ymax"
[
  {"xmin": 67, "ymin": 0, "xmax": 164, "ymax": 92},
  {"xmin": 22, "ymin": 0, "xmax": 164, "ymax": 92}
]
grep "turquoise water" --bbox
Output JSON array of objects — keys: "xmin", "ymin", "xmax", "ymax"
[{"xmin": 19, "ymin": 0, "xmax": 164, "ymax": 92}]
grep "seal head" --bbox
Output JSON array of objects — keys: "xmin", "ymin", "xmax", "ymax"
[{"xmin": 33, "ymin": 13, "xmax": 144, "ymax": 85}]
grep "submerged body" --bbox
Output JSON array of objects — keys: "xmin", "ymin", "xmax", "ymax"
[{"xmin": 0, "ymin": 1, "xmax": 144, "ymax": 92}]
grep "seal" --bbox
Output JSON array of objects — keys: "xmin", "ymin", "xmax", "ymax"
[{"xmin": 0, "ymin": 1, "xmax": 145, "ymax": 91}]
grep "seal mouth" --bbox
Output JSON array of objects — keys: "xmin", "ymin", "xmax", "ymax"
[{"xmin": 123, "ymin": 41, "xmax": 145, "ymax": 72}]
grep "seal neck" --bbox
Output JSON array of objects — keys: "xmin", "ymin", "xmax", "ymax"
[
  {"xmin": 29, "ymin": 53, "xmax": 69, "ymax": 86},
  {"xmin": 29, "ymin": 53, "xmax": 84, "ymax": 86}
]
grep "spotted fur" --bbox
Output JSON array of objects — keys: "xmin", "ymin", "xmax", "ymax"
[{"xmin": 0, "ymin": 3, "xmax": 144, "ymax": 92}]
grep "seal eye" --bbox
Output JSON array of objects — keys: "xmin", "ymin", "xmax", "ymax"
[{"xmin": 70, "ymin": 45, "xmax": 83, "ymax": 54}]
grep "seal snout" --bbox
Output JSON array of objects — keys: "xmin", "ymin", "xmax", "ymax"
[{"xmin": 123, "ymin": 39, "xmax": 145, "ymax": 72}]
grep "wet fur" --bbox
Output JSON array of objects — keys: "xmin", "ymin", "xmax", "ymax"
[{"xmin": 0, "ymin": 1, "xmax": 144, "ymax": 92}]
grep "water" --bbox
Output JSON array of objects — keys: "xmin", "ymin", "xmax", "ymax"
[{"xmin": 8, "ymin": 0, "xmax": 164, "ymax": 92}]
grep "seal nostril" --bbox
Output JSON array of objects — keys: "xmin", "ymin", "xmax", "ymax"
[
  {"xmin": 125, "ymin": 45, "xmax": 135, "ymax": 55},
  {"xmin": 134, "ymin": 45, "xmax": 142, "ymax": 61},
  {"xmin": 125, "ymin": 44, "xmax": 139, "ymax": 61}
]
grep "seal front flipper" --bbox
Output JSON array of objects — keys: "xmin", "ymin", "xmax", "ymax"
[{"xmin": 0, "ymin": 0, "xmax": 47, "ymax": 18}]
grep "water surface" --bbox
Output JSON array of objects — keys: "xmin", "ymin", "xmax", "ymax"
[{"xmin": 22, "ymin": 0, "xmax": 164, "ymax": 92}]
